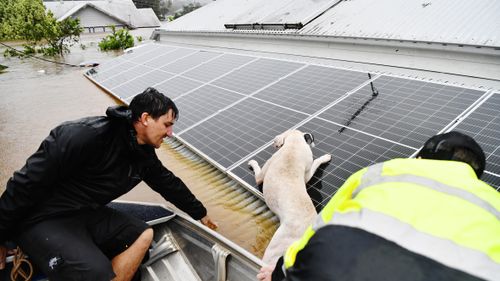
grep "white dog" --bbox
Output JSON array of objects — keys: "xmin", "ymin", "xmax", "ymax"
[{"xmin": 248, "ymin": 130, "xmax": 331, "ymax": 267}]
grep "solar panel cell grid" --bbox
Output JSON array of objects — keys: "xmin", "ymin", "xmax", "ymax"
[
  {"xmin": 159, "ymin": 51, "xmax": 221, "ymax": 74},
  {"xmin": 482, "ymin": 172, "xmax": 500, "ymax": 191},
  {"xmin": 114, "ymin": 70, "xmax": 174, "ymax": 101},
  {"xmin": 253, "ymin": 65, "xmax": 370, "ymax": 114},
  {"xmin": 180, "ymin": 97, "xmax": 308, "ymax": 169},
  {"xmin": 319, "ymin": 75, "xmax": 485, "ymax": 149},
  {"xmin": 453, "ymin": 93, "xmax": 500, "ymax": 177},
  {"xmin": 101, "ymin": 65, "xmax": 153, "ymax": 93},
  {"xmin": 154, "ymin": 76, "xmax": 203, "ymax": 100},
  {"xmin": 123, "ymin": 44, "xmax": 164, "ymax": 63},
  {"xmin": 91, "ymin": 60, "xmax": 134, "ymax": 83},
  {"xmin": 142, "ymin": 48, "xmax": 197, "ymax": 69},
  {"xmin": 211, "ymin": 58, "xmax": 304, "ymax": 95},
  {"xmin": 174, "ymin": 85, "xmax": 246, "ymax": 133},
  {"xmin": 183, "ymin": 54, "xmax": 256, "ymax": 83}
]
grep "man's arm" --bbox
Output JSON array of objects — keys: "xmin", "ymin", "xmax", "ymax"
[{"xmin": 144, "ymin": 159, "xmax": 208, "ymax": 220}]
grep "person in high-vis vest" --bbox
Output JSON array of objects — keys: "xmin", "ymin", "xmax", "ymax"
[{"xmin": 258, "ymin": 131, "xmax": 500, "ymax": 281}]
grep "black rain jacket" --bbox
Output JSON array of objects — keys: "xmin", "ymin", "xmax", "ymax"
[{"xmin": 0, "ymin": 106, "xmax": 206, "ymax": 244}]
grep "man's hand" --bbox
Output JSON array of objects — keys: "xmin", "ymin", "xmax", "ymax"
[
  {"xmin": 257, "ymin": 265, "xmax": 275, "ymax": 281},
  {"xmin": 200, "ymin": 215, "xmax": 218, "ymax": 230}
]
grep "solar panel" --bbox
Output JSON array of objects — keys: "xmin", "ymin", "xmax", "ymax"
[
  {"xmin": 211, "ymin": 58, "xmax": 304, "ymax": 95},
  {"xmin": 142, "ymin": 48, "xmax": 197, "ymax": 69},
  {"xmin": 100, "ymin": 64, "xmax": 153, "ymax": 92},
  {"xmin": 319, "ymin": 75, "xmax": 486, "ymax": 149},
  {"xmin": 183, "ymin": 54, "xmax": 256, "ymax": 83},
  {"xmin": 253, "ymin": 66, "xmax": 371, "ymax": 115},
  {"xmin": 153, "ymin": 76, "xmax": 203, "ymax": 100},
  {"xmin": 452, "ymin": 93, "xmax": 500, "ymax": 181},
  {"xmin": 482, "ymin": 172, "xmax": 500, "ymax": 191},
  {"xmin": 174, "ymin": 85, "xmax": 246, "ymax": 133},
  {"xmin": 159, "ymin": 51, "xmax": 221, "ymax": 74},
  {"xmin": 124, "ymin": 44, "xmax": 165, "ymax": 63},
  {"xmin": 179, "ymin": 97, "xmax": 308, "ymax": 169},
  {"xmin": 89, "ymin": 59, "xmax": 133, "ymax": 83},
  {"xmin": 230, "ymin": 118, "xmax": 417, "ymax": 209},
  {"xmin": 113, "ymin": 70, "xmax": 174, "ymax": 101}
]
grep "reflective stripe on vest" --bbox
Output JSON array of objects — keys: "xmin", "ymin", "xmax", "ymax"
[
  {"xmin": 323, "ymin": 209, "xmax": 500, "ymax": 281},
  {"xmin": 354, "ymin": 164, "xmax": 500, "ymax": 221}
]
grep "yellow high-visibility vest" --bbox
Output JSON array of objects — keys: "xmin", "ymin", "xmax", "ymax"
[{"xmin": 284, "ymin": 158, "xmax": 500, "ymax": 280}]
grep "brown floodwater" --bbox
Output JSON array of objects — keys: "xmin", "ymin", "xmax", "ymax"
[{"xmin": 0, "ymin": 34, "xmax": 275, "ymax": 258}]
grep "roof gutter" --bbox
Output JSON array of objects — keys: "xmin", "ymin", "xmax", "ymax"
[{"xmin": 151, "ymin": 29, "xmax": 500, "ymax": 56}]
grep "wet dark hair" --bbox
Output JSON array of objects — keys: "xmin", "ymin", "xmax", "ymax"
[
  {"xmin": 416, "ymin": 131, "xmax": 485, "ymax": 177},
  {"xmin": 129, "ymin": 87, "xmax": 179, "ymax": 122}
]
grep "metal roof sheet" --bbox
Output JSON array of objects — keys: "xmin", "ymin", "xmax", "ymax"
[
  {"xmin": 163, "ymin": 0, "xmax": 340, "ymax": 31},
  {"xmin": 299, "ymin": 0, "xmax": 500, "ymax": 48}
]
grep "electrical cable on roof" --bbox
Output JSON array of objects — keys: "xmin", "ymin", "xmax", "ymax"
[
  {"xmin": 338, "ymin": 73, "xmax": 379, "ymax": 133},
  {"xmin": 0, "ymin": 42, "xmax": 81, "ymax": 67}
]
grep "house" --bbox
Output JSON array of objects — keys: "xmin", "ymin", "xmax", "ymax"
[{"xmin": 44, "ymin": 0, "xmax": 161, "ymax": 33}]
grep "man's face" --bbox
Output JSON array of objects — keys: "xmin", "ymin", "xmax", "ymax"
[{"xmin": 143, "ymin": 109, "xmax": 175, "ymax": 148}]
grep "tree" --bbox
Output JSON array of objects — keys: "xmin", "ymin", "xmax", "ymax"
[
  {"xmin": 41, "ymin": 15, "xmax": 84, "ymax": 56},
  {"xmin": 172, "ymin": 2, "xmax": 202, "ymax": 20},
  {"xmin": 0, "ymin": 0, "xmax": 83, "ymax": 57},
  {"xmin": 98, "ymin": 25, "xmax": 134, "ymax": 51}
]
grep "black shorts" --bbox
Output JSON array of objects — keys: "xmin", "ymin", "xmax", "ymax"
[{"xmin": 16, "ymin": 206, "xmax": 149, "ymax": 281}]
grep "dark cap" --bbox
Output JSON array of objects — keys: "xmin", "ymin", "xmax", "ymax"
[{"xmin": 416, "ymin": 131, "xmax": 485, "ymax": 177}]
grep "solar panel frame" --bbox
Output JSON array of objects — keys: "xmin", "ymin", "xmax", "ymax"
[
  {"xmin": 318, "ymin": 75, "xmax": 487, "ymax": 149},
  {"xmin": 122, "ymin": 44, "xmax": 165, "ymax": 63},
  {"xmin": 151, "ymin": 76, "xmax": 204, "ymax": 101},
  {"xmin": 101, "ymin": 64, "xmax": 154, "ymax": 93},
  {"xmin": 173, "ymin": 85, "xmax": 247, "ymax": 133},
  {"xmin": 252, "ymin": 65, "xmax": 372, "ymax": 115},
  {"xmin": 447, "ymin": 91, "xmax": 500, "ymax": 180},
  {"xmin": 210, "ymin": 58, "xmax": 305, "ymax": 95},
  {"xmin": 113, "ymin": 70, "xmax": 175, "ymax": 100},
  {"xmin": 142, "ymin": 48, "xmax": 198, "ymax": 69},
  {"xmin": 183, "ymin": 54, "xmax": 257, "ymax": 83},
  {"xmin": 159, "ymin": 51, "xmax": 223, "ymax": 74},
  {"xmin": 482, "ymin": 171, "xmax": 500, "ymax": 191}
]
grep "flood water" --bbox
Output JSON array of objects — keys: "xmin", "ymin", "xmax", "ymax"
[{"xmin": 0, "ymin": 31, "xmax": 273, "ymax": 258}]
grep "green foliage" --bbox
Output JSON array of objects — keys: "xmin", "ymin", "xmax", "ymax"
[
  {"xmin": 98, "ymin": 26, "xmax": 134, "ymax": 51},
  {"xmin": 0, "ymin": 0, "xmax": 83, "ymax": 57},
  {"xmin": 0, "ymin": 64, "xmax": 7, "ymax": 72},
  {"xmin": 172, "ymin": 2, "xmax": 202, "ymax": 20},
  {"xmin": 40, "ymin": 16, "xmax": 83, "ymax": 56},
  {"xmin": 136, "ymin": 36, "xmax": 143, "ymax": 43}
]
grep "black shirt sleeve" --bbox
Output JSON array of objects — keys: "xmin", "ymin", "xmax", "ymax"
[{"xmin": 143, "ymin": 156, "xmax": 207, "ymax": 220}]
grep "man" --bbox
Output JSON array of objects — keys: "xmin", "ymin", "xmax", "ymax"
[
  {"xmin": 259, "ymin": 131, "xmax": 500, "ymax": 281},
  {"xmin": 0, "ymin": 87, "xmax": 217, "ymax": 280}
]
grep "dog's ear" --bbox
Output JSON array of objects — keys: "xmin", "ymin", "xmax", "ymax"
[
  {"xmin": 273, "ymin": 134, "xmax": 285, "ymax": 149},
  {"xmin": 304, "ymin": 133, "xmax": 315, "ymax": 147}
]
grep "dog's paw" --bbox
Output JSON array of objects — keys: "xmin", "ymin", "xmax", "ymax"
[
  {"xmin": 273, "ymin": 135, "xmax": 285, "ymax": 149},
  {"xmin": 320, "ymin": 154, "xmax": 332, "ymax": 163}
]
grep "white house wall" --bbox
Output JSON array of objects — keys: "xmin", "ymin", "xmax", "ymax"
[{"xmin": 74, "ymin": 6, "xmax": 124, "ymax": 28}]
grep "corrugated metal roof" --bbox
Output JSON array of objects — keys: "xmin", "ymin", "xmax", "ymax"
[
  {"xmin": 299, "ymin": 0, "xmax": 500, "ymax": 47},
  {"xmin": 163, "ymin": 0, "xmax": 340, "ymax": 31},
  {"xmin": 44, "ymin": 0, "xmax": 160, "ymax": 28}
]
